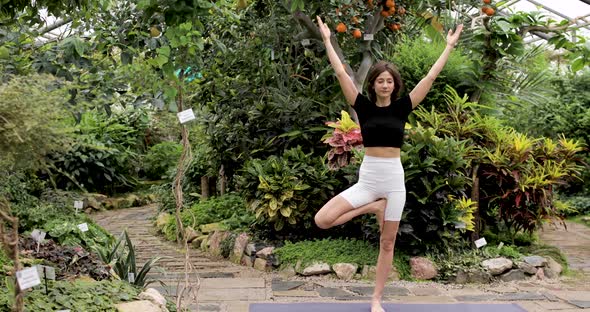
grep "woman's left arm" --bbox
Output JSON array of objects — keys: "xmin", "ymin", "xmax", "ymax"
[{"xmin": 409, "ymin": 24, "xmax": 463, "ymax": 108}]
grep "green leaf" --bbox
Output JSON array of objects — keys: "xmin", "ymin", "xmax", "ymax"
[{"xmin": 571, "ymin": 58, "xmax": 584, "ymax": 72}]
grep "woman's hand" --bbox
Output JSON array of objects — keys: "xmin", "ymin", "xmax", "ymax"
[
  {"xmin": 446, "ymin": 24, "xmax": 463, "ymax": 48},
  {"xmin": 317, "ymin": 16, "xmax": 331, "ymax": 42}
]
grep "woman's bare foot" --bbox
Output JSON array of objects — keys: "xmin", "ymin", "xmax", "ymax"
[{"xmin": 371, "ymin": 298, "xmax": 385, "ymax": 312}]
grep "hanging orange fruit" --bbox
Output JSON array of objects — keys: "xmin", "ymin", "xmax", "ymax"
[
  {"xmin": 483, "ymin": 0, "xmax": 491, "ymax": 3},
  {"xmin": 352, "ymin": 29, "xmax": 362, "ymax": 39},
  {"xmin": 352, "ymin": 16, "xmax": 359, "ymax": 24},
  {"xmin": 336, "ymin": 22, "xmax": 347, "ymax": 33},
  {"xmin": 385, "ymin": 0, "xmax": 395, "ymax": 8},
  {"xmin": 381, "ymin": 10, "xmax": 389, "ymax": 17}
]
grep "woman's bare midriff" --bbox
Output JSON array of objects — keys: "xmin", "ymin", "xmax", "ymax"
[{"xmin": 365, "ymin": 147, "xmax": 401, "ymax": 158}]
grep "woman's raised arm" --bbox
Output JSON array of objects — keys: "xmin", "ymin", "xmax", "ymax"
[{"xmin": 317, "ymin": 16, "xmax": 359, "ymax": 106}]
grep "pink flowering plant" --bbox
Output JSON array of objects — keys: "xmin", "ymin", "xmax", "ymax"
[{"xmin": 322, "ymin": 110, "xmax": 363, "ymax": 170}]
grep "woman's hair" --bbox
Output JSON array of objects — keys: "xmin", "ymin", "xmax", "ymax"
[{"xmin": 366, "ymin": 61, "xmax": 404, "ymax": 103}]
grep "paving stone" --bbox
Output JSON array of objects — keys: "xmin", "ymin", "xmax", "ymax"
[
  {"xmin": 348, "ymin": 286, "xmax": 410, "ymax": 296},
  {"xmin": 318, "ymin": 287, "xmax": 355, "ymax": 298},
  {"xmin": 540, "ymin": 302, "xmax": 578, "ymax": 310},
  {"xmin": 335, "ymin": 296, "xmax": 373, "ymax": 301},
  {"xmin": 454, "ymin": 294, "xmax": 497, "ymax": 302},
  {"xmin": 388, "ymin": 295, "xmax": 457, "ymax": 303},
  {"xmin": 567, "ymin": 300, "xmax": 590, "ymax": 308},
  {"xmin": 496, "ymin": 292, "xmax": 547, "ymax": 301},
  {"xmin": 200, "ymin": 288, "xmax": 266, "ymax": 301},
  {"xmin": 201, "ymin": 278, "xmax": 265, "ymax": 288},
  {"xmin": 409, "ymin": 287, "xmax": 442, "ymax": 296},
  {"xmin": 273, "ymin": 290, "xmax": 319, "ymax": 297},
  {"xmin": 271, "ymin": 279, "xmax": 305, "ymax": 291}
]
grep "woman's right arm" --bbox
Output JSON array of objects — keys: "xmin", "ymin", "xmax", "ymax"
[{"xmin": 317, "ymin": 16, "xmax": 359, "ymax": 106}]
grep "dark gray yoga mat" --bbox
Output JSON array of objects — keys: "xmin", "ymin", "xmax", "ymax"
[{"xmin": 249, "ymin": 303, "xmax": 527, "ymax": 312}]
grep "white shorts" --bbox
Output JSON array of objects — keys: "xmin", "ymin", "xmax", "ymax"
[{"xmin": 339, "ymin": 155, "xmax": 406, "ymax": 221}]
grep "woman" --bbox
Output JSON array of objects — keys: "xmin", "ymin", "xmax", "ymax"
[{"xmin": 313, "ymin": 16, "xmax": 463, "ymax": 312}]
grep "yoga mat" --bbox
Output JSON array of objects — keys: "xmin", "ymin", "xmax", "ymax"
[{"xmin": 249, "ymin": 303, "xmax": 527, "ymax": 312}]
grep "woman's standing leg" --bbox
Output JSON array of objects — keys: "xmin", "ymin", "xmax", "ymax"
[{"xmin": 371, "ymin": 221, "xmax": 400, "ymax": 312}]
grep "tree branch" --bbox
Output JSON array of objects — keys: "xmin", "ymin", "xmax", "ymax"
[{"xmin": 36, "ymin": 18, "xmax": 73, "ymax": 36}]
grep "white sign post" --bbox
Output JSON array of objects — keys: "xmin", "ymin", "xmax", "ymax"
[
  {"xmin": 128, "ymin": 272, "xmax": 135, "ymax": 283},
  {"xmin": 363, "ymin": 33, "xmax": 374, "ymax": 41},
  {"xmin": 177, "ymin": 108, "xmax": 196, "ymax": 124},
  {"xmin": 74, "ymin": 200, "xmax": 84, "ymax": 213},
  {"xmin": 77, "ymin": 223, "xmax": 89, "ymax": 232},
  {"xmin": 16, "ymin": 267, "xmax": 41, "ymax": 290},
  {"xmin": 474, "ymin": 237, "xmax": 488, "ymax": 249}
]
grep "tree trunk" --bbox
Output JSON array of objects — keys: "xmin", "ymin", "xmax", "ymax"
[
  {"xmin": 200, "ymin": 176, "xmax": 209, "ymax": 200},
  {"xmin": 219, "ymin": 165, "xmax": 226, "ymax": 196},
  {"xmin": 173, "ymin": 77, "xmax": 190, "ymax": 243},
  {"xmin": 470, "ymin": 164, "xmax": 481, "ymax": 242},
  {"xmin": 0, "ymin": 199, "xmax": 23, "ymax": 312}
]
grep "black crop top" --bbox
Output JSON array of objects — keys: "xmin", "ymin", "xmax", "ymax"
[{"xmin": 353, "ymin": 93, "xmax": 414, "ymax": 148}]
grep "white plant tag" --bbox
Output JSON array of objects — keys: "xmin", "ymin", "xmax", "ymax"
[
  {"xmin": 128, "ymin": 272, "xmax": 135, "ymax": 283},
  {"xmin": 74, "ymin": 200, "xmax": 84, "ymax": 210},
  {"xmin": 16, "ymin": 267, "xmax": 41, "ymax": 290},
  {"xmin": 271, "ymin": 49, "xmax": 275, "ymax": 60},
  {"xmin": 56, "ymin": 310, "xmax": 71, "ymax": 312},
  {"xmin": 44, "ymin": 266, "xmax": 56, "ymax": 280},
  {"xmin": 475, "ymin": 237, "xmax": 487, "ymax": 248},
  {"xmin": 454, "ymin": 222, "xmax": 466, "ymax": 229},
  {"xmin": 31, "ymin": 229, "xmax": 46, "ymax": 243},
  {"xmin": 301, "ymin": 39, "xmax": 311, "ymax": 46},
  {"xmin": 364, "ymin": 33, "xmax": 374, "ymax": 41},
  {"xmin": 177, "ymin": 108, "xmax": 196, "ymax": 124},
  {"xmin": 497, "ymin": 242, "xmax": 504, "ymax": 249},
  {"xmin": 77, "ymin": 223, "xmax": 89, "ymax": 232}
]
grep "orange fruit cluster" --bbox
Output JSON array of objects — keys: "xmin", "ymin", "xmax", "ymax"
[
  {"xmin": 482, "ymin": 0, "xmax": 495, "ymax": 16},
  {"xmin": 333, "ymin": 0, "xmax": 407, "ymax": 38}
]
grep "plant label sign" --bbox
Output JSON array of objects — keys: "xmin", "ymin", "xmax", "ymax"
[
  {"xmin": 475, "ymin": 237, "xmax": 487, "ymax": 248},
  {"xmin": 177, "ymin": 108, "xmax": 196, "ymax": 124},
  {"xmin": 16, "ymin": 267, "xmax": 41, "ymax": 290},
  {"xmin": 364, "ymin": 33, "xmax": 374, "ymax": 41},
  {"xmin": 44, "ymin": 266, "xmax": 56, "ymax": 280},
  {"xmin": 77, "ymin": 223, "xmax": 89, "ymax": 232},
  {"xmin": 454, "ymin": 222, "xmax": 466, "ymax": 229},
  {"xmin": 31, "ymin": 229, "xmax": 46, "ymax": 243},
  {"xmin": 128, "ymin": 272, "xmax": 135, "ymax": 283},
  {"xmin": 74, "ymin": 200, "xmax": 84, "ymax": 210},
  {"xmin": 301, "ymin": 39, "xmax": 311, "ymax": 46}
]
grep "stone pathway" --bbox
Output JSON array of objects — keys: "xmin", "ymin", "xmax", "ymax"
[
  {"xmin": 540, "ymin": 221, "xmax": 590, "ymax": 277},
  {"xmin": 92, "ymin": 205, "xmax": 590, "ymax": 312}
]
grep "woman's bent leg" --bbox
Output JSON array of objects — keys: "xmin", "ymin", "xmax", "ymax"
[{"xmin": 314, "ymin": 195, "xmax": 384, "ymax": 230}]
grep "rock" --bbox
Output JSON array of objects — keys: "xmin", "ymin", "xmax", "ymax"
[
  {"xmin": 536, "ymin": 268, "xmax": 545, "ymax": 280},
  {"xmin": 125, "ymin": 194, "xmax": 141, "ymax": 207},
  {"xmin": 191, "ymin": 235, "xmax": 208, "ymax": 248},
  {"xmin": 208, "ymin": 231, "xmax": 230, "ymax": 257},
  {"xmin": 199, "ymin": 222, "xmax": 226, "ymax": 234},
  {"xmin": 155, "ymin": 213, "xmax": 171, "ymax": 231},
  {"xmin": 245, "ymin": 243, "xmax": 257, "ymax": 256},
  {"xmin": 302, "ymin": 262, "xmax": 331, "ymax": 276},
  {"xmin": 256, "ymin": 247, "xmax": 274, "ymax": 260},
  {"xmin": 389, "ymin": 265, "xmax": 400, "ymax": 281},
  {"xmin": 241, "ymin": 255, "xmax": 254, "ymax": 267},
  {"xmin": 184, "ymin": 227, "xmax": 200, "ymax": 243},
  {"xmin": 361, "ymin": 265, "xmax": 377, "ymax": 280},
  {"xmin": 500, "ymin": 269, "xmax": 527, "ymax": 282},
  {"xmin": 138, "ymin": 288, "xmax": 167, "ymax": 308},
  {"xmin": 333, "ymin": 263, "xmax": 358, "ymax": 281},
  {"xmin": 410, "ymin": 257, "xmax": 438, "ymax": 280},
  {"xmin": 254, "ymin": 258, "xmax": 269, "ymax": 272},
  {"xmin": 85, "ymin": 196, "xmax": 102, "ymax": 210},
  {"xmin": 200, "ymin": 236, "xmax": 209, "ymax": 251},
  {"xmin": 279, "ymin": 265, "xmax": 297, "ymax": 279},
  {"xmin": 267, "ymin": 254, "xmax": 280, "ymax": 267},
  {"xmin": 116, "ymin": 300, "xmax": 164, "ymax": 312},
  {"xmin": 543, "ymin": 257, "xmax": 563, "ymax": 279},
  {"xmin": 454, "ymin": 269, "xmax": 492, "ymax": 284},
  {"xmin": 482, "ymin": 257, "xmax": 513, "ymax": 275},
  {"xmin": 517, "ymin": 261, "xmax": 538, "ymax": 275},
  {"xmin": 230, "ymin": 233, "xmax": 250, "ymax": 264},
  {"xmin": 523, "ymin": 256, "xmax": 548, "ymax": 267}
]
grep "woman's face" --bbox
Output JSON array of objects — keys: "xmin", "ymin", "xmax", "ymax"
[{"xmin": 373, "ymin": 71, "xmax": 395, "ymax": 98}]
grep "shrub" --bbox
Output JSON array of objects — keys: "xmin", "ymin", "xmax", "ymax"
[
  {"xmin": 0, "ymin": 280, "xmax": 139, "ymax": 312},
  {"xmin": 236, "ymin": 147, "xmax": 342, "ymax": 234},
  {"xmin": 274, "ymin": 239, "xmax": 379, "ymax": 268},
  {"xmin": 142, "ymin": 141, "xmax": 182, "ymax": 180},
  {"xmin": 0, "ymin": 74, "xmax": 71, "ymax": 170}
]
